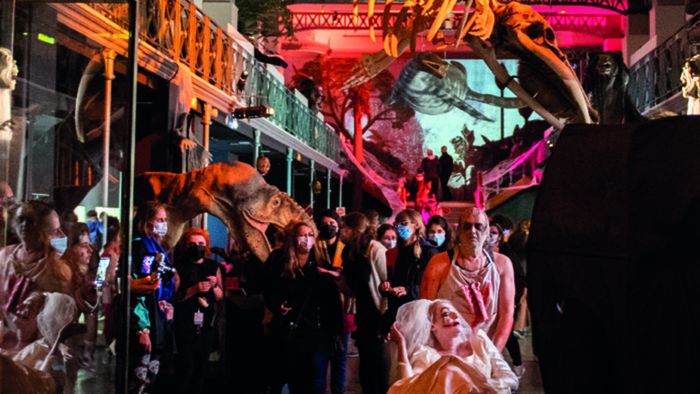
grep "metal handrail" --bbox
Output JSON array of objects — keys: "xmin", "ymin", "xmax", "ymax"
[
  {"xmin": 90, "ymin": 0, "xmax": 340, "ymax": 162},
  {"xmin": 244, "ymin": 56, "xmax": 341, "ymax": 162},
  {"xmin": 629, "ymin": 14, "xmax": 700, "ymax": 113}
]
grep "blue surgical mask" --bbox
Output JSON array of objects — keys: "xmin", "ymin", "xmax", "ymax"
[
  {"xmin": 389, "ymin": 240, "xmax": 397, "ymax": 249},
  {"xmin": 429, "ymin": 233, "xmax": 446, "ymax": 247},
  {"xmin": 396, "ymin": 225, "xmax": 412, "ymax": 241},
  {"xmin": 50, "ymin": 236, "xmax": 68, "ymax": 256}
]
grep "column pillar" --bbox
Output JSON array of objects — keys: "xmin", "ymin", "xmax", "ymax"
[
  {"xmin": 102, "ymin": 48, "xmax": 116, "ymax": 247},
  {"xmin": 338, "ymin": 171, "xmax": 344, "ymax": 208},
  {"xmin": 286, "ymin": 147, "xmax": 293, "ymax": 196},
  {"xmin": 309, "ymin": 159, "xmax": 315, "ymax": 207},
  {"xmin": 326, "ymin": 168, "xmax": 332, "ymax": 209},
  {"xmin": 201, "ymin": 102, "xmax": 212, "ymax": 228},
  {"xmin": 253, "ymin": 128, "xmax": 261, "ymax": 164}
]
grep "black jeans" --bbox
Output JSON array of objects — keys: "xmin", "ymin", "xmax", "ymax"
[
  {"xmin": 506, "ymin": 331, "xmax": 522, "ymax": 366},
  {"xmin": 356, "ymin": 333, "xmax": 390, "ymax": 394},
  {"xmin": 175, "ymin": 328, "xmax": 214, "ymax": 394}
]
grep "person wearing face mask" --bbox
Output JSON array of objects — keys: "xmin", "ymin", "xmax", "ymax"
[
  {"xmin": 421, "ymin": 205, "xmax": 516, "ymax": 352},
  {"xmin": 377, "ymin": 224, "xmax": 398, "ymax": 250},
  {"xmin": 173, "ymin": 228, "xmax": 222, "ymax": 394},
  {"xmin": 314, "ymin": 209, "xmax": 349, "ymax": 394},
  {"xmin": 62, "ymin": 223, "xmax": 97, "ymax": 313},
  {"xmin": 380, "ymin": 209, "xmax": 437, "ymax": 334},
  {"xmin": 340, "ymin": 213, "xmax": 390, "ymax": 394},
  {"xmin": 315, "ymin": 209, "xmax": 344, "ymax": 272},
  {"xmin": 0, "ymin": 201, "xmax": 72, "ymax": 335},
  {"xmin": 263, "ymin": 221, "xmax": 344, "ymax": 394},
  {"xmin": 61, "ymin": 222, "xmax": 100, "ymax": 373},
  {"xmin": 426, "ymin": 216, "xmax": 452, "ymax": 253},
  {"xmin": 129, "ymin": 201, "xmax": 176, "ymax": 393}
]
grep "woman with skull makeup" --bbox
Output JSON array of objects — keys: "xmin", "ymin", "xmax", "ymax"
[
  {"xmin": 172, "ymin": 228, "xmax": 222, "ymax": 394},
  {"xmin": 128, "ymin": 201, "xmax": 176, "ymax": 393},
  {"xmin": 387, "ymin": 299, "xmax": 518, "ymax": 393},
  {"xmin": 263, "ymin": 221, "xmax": 344, "ymax": 394}
]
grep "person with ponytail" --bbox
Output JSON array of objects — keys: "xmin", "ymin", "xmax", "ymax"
[
  {"xmin": 173, "ymin": 228, "xmax": 222, "ymax": 394},
  {"xmin": 263, "ymin": 221, "xmax": 344, "ymax": 394},
  {"xmin": 380, "ymin": 209, "xmax": 437, "ymax": 334},
  {"xmin": 340, "ymin": 212, "xmax": 390, "ymax": 393}
]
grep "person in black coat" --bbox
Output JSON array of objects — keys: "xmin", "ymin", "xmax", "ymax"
[
  {"xmin": 439, "ymin": 146, "xmax": 454, "ymax": 201},
  {"xmin": 263, "ymin": 221, "xmax": 344, "ymax": 394},
  {"xmin": 173, "ymin": 228, "xmax": 223, "ymax": 394},
  {"xmin": 421, "ymin": 149, "xmax": 442, "ymax": 201},
  {"xmin": 380, "ymin": 209, "xmax": 437, "ymax": 333}
]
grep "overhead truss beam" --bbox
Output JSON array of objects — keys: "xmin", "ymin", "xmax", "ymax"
[
  {"xmin": 291, "ymin": 10, "xmax": 624, "ymax": 38},
  {"xmin": 296, "ymin": 0, "xmax": 628, "ymax": 14}
]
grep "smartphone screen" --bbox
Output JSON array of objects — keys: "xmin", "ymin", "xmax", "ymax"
[
  {"xmin": 95, "ymin": 257, "xmax": 110, "ymax": 287},
  {"xmin": 141, "ymin": 254, "xmax": 156, "ymax": 275}
]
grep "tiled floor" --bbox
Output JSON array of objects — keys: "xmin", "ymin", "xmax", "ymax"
[{"xmin": 77, "ymin": 333, "xmax": 544, "ymax": 393}]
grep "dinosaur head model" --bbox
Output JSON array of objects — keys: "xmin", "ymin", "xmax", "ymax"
[{"xmin": 135, "ymin": 162, "xmax": 311, "ymax": 262}]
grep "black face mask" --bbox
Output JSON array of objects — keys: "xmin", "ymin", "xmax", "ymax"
[
  {"xmin": 318, "ymin": 224, "xmax": 338, "ymax": 241},
  {"xmin": 186, "ymin": 244, "xmax": 206, "ymax": 261}
]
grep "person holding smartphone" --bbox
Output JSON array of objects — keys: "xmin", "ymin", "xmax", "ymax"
[
  {"xmin": 172, "ymin": 228, "xmax": 222, "ymax": 394},
  {"xmin": 129, "ymin": 201, "xmax": 175, "ymax": 393}
]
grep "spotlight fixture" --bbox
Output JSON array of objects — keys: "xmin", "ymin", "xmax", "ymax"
[
  {"xmin": 225, "ymin": 115, "xmax": 239, "ymax": 130},
  {"xmin": 231, "ymin": 105, "xmax": 274, "ymax": 119}
]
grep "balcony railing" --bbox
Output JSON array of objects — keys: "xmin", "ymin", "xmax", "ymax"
[
  {"xmin": 90, "ymin": 0, "xmax": 340, "ymax": 162},
  {"xmin": 245, "ymin": 58, "xmax": 341, "ymax": 162},
  {"xmin": 628, "ymin": 14, "xmax": 700, "ymax": 113}
]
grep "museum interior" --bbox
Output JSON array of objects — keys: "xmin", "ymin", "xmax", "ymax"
[{"xmin": 1, "ymin": 0, "xmax": 699, "ymax": 393}]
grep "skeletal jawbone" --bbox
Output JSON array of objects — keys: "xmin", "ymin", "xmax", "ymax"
[{"xmin": 498, "ymin": 3, "xmax": 594, "ymax": 124}]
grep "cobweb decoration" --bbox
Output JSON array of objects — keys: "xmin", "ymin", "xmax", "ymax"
[{"xmin": 339, "ymin": 135, "xmax": 406, "ymax": 219}]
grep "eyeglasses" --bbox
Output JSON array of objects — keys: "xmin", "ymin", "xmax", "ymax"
[{"xmin": 461, "ymin": 222, "xmax": 486, "ymax": 232}]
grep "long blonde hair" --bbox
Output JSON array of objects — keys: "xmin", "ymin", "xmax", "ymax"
[
  {"xmin": 395, "ymin": 209, "xmax": 425, "ymax": 259},
  {"xmin": 282, "ymin": 221, "xmax": 321, "ymax": 278}
]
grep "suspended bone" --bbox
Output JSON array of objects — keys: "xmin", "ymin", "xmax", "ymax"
[
  {"xmin": 467, "ymin": 36, "xmax": 565, "ymax": 130},
  {"xmin": 347, "ymin": 0, "xmax": 594, "ymax": 130},
  {"xmin": 390, "ymin": 53, "xmax": 523, "ymax": 121}
]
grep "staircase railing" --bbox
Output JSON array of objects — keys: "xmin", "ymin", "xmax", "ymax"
[{"xmin": 628, "ymin": 13, "xmax": 700, "ymax": 113}]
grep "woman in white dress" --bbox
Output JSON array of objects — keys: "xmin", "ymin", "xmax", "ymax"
[{"xmin": 388, "ymin": 299, "xmax": 518, "ymax": 394}]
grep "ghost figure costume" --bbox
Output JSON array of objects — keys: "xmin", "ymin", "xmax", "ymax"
[{"xmin": 388, "ymin": 300, "xmax": 517, "ymax": 394}]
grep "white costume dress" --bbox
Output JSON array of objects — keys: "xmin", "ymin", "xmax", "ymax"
[{"xmin": 389, "ymin": 330, "xmax": 518, "ymax": 394}]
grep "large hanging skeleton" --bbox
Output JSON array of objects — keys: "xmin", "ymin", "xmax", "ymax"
[
  {"xmin": 346, "ymin": 0, "xmax": 598, "ymax": 130},
  {"xmin": 390, "ymin": 52, "xmax": 523, "ymax": 121}
]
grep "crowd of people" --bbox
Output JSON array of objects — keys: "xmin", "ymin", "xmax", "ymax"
[
  {"xmin": 0, "ymin": 191, "xmax": 531, "ymax": 394},
  {"xmin": 398, "ymin": 146, "xmax": 454, "ymax": 216}
]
